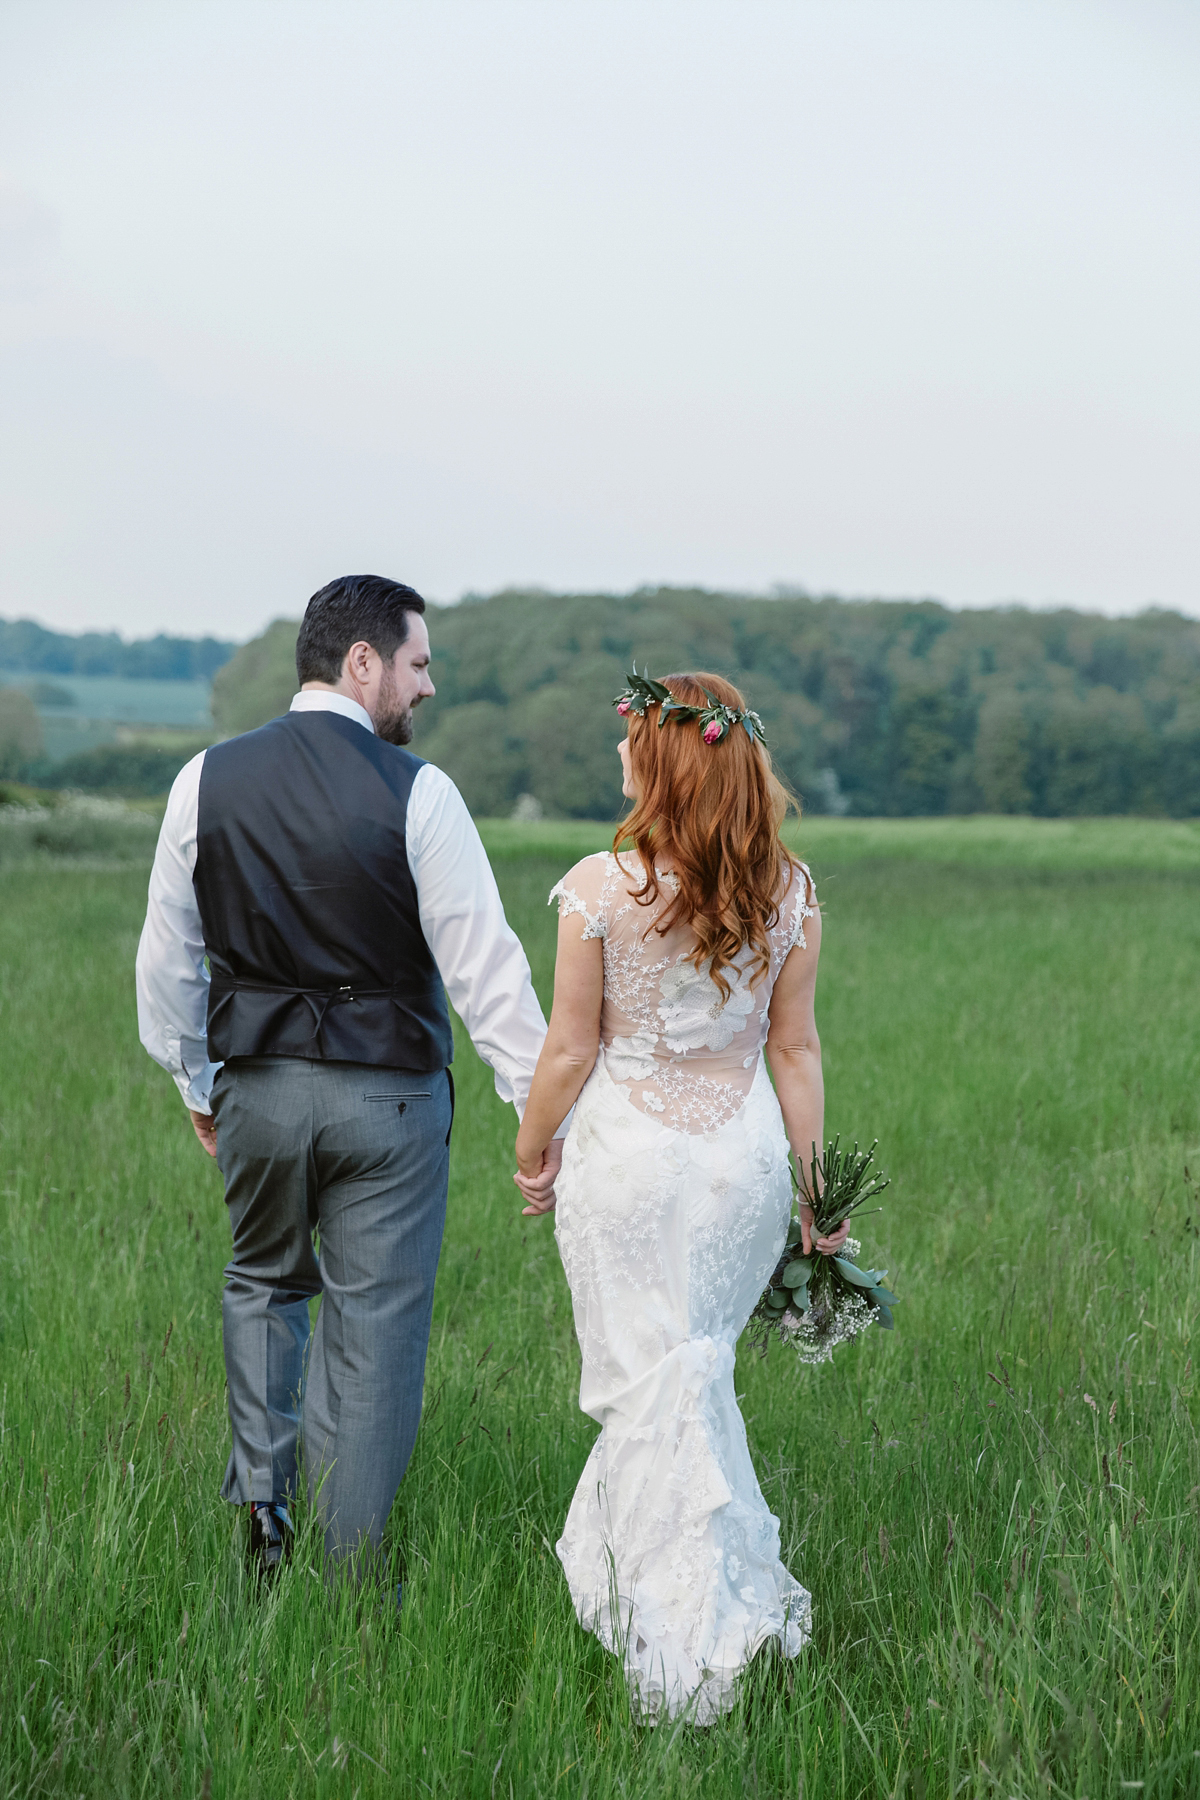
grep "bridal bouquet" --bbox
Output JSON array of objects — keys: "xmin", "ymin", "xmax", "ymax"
[{"xmin": 748, "ymin": 1137, "xmax": 899, "ymax": 1366}]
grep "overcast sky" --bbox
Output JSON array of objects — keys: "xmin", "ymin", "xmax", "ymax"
[{"xmin": 1, "ymin": 0, "xmax": 1198, "ymax": 640}]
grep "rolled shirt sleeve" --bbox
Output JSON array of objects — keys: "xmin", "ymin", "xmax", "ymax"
[
  {"xmin": 407, "ymin": 763, "xmax": 552, "ymax": 1122},
  {"xmin": 135, "ymin": 751, "xmax": 223, "ymax": 1114}
]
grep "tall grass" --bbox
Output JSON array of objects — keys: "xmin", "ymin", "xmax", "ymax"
[{"xmin": 1, "ymin": 826, "xmax": 1197, "ymax": 1797}]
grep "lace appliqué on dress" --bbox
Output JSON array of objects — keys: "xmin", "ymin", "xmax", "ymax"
[
  {"xmin": 549, "ymin": 878, "xmax": 606, "ymax": 942},
  {"xmin": 658, "ymin": 956, "xmax": 757, "ymax": 1054},
  {"xmin": 550, "ymin": 853, "xmax": 814, "ymax": 1135},
  {"xmin": 780, "ymin": 868, "xmax": 815, "ymax": 956}
]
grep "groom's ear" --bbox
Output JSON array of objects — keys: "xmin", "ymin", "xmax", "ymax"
[{"xmin": 342, "ymin": 640, "xmax": 379, "ymax": 685}]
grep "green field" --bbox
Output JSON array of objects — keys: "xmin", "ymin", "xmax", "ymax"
[
  {"xmin": 2, "ymin": 819, "xmax": 1198, "ymax": 1798},
  {"xmin": 0, "ymin": 671, "xmax": 215, "ymax": 728}
]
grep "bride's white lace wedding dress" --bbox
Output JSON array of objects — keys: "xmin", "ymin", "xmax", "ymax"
[{"xmin": 550, "ymin": 850, "xmax": 815, "ymax": 1724}]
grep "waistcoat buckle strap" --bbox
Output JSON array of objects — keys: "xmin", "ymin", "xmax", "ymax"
[{"xmin": 220, "ymin": 977, "xmax": 392, "ymax": 1046}]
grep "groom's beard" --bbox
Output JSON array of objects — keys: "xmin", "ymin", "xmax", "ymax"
[{"xmin": 374, "ymin": 668, "xmax": 414, "ymax": 746}]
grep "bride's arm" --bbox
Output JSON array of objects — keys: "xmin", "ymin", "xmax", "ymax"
[
  {"xmin": 765, "ymin": 904, "xmax": 847, "ymax": 1256},
  {"xmin": 514, "ymin": 911, "xmax": 604, "ymax": 1214}
]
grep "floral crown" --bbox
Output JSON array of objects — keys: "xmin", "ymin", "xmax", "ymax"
[{"xmin": 613, "ymin": 669, "xmax": 767, "ymax": 746}]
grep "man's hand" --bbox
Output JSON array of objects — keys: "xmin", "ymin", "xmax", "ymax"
[
  {"xmin": 190, "ymin": 1109, "xmax": 217, "ymax": 1158},
  {"xmin": 798, "ymin": 1198, "xmax": 849, "ymax": 1257},
  {"xmin": 514, "ymin": 1138, "xmax": 563, "ymax": 1217}
]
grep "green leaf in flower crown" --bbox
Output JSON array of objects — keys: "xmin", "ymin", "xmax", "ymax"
[
  {"xmin": 766, "ymin": 1288, "xmax": 789, "ymax": 1311},
  {"xmin": 695, "ymin": 706, "xmax": 727, "ymax": 741},
  {"xmin": 870, "ymin": 1286, "xmax": 900, "ymax": 1307},
  {"xmin": 792, "ymin": 1287, "xmax": 811, "ymax": 1312},
  {"xmin": 873, "ymin": 1302, "xmax": 895, "ymax": 1331},
  {"xmin": 782, "ymin": 1258, "xmax": 812, "ymax": 1286}
]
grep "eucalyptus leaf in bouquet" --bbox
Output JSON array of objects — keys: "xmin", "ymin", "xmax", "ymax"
[{"xmin": 747, "ymin": 1137, "xmax": 899, "ymax": 1365}]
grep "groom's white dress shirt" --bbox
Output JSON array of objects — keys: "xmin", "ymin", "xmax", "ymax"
[{"xmin": 136, "ymin": 690, "xmax": 551, "ymax": 1119}]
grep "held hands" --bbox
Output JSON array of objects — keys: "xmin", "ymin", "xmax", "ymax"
[
  {"xmin": 514, "ymin": 1137, "xmax": 563, "ymax": 1217},
  {"xmin": 189, "ymin": 1110, "xmax": 218, "ymax": 1158},
  {"xmin": 798, "ymin": 1196, "xmax": 850, "ymax": 1258}
]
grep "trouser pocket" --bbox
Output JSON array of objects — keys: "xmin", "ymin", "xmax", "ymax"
[
  {"xmin": 363, "ymin": 1090, "xmax": 431, "ymax": 1116},
  {"xmin": 359, "ymin": 1071, "xmax": 452, "ymax": 1141}
]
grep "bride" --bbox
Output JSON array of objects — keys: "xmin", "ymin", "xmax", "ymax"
[{"xmin": 514, "ymin": 670, "xmax": 848, "ymax": 1724}]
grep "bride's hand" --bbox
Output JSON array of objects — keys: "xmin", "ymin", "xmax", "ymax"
[
  {"xmin": 514, "ymin": 1138, "xmax": 563, "ymax": 1217},
  {"xmin": 798, "ymin": 1198, "xmax": 850, "ymax": 1257}
]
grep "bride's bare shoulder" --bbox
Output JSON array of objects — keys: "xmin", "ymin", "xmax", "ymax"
[{"xmin": 551, "ymin": 851, "xmax": 607, "ymax": 897}]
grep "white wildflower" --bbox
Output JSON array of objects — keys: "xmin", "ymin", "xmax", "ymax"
[{"xmin": 785, "ymin": 1289, "xmax": 876, "ymax": 1366}]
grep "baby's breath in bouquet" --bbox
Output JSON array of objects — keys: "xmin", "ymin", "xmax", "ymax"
[{"xmin": 748, "ymin": 1138, "xmax": 899, "ymax": 1366}]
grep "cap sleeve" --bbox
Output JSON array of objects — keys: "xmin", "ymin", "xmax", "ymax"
[
  {"xmin": 548, "ymin": 852, "xmax": 611, "ymax": 941},
  {"xmin": 780, "ymin": 860, "xmax": 816, "ymax": 955}
]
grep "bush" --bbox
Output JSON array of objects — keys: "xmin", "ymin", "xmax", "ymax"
[
  {"xmin": 0, "ymin": 794, "xmax": 161, "ymax": 864},
  {"xmin": 41, "ymin": 743, "xmax": 195, "ymax": 797}
]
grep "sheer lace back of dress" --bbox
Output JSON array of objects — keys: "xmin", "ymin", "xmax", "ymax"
[{"xmin": 550, "ymin": 851, "xmax": 813, "ymax": 1135}]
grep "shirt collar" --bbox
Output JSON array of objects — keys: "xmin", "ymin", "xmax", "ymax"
[{"xmin": 289, "ymin": 690, "xmax": 376, "ymax": 735}]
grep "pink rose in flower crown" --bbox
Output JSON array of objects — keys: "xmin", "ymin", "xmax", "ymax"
[
  {"xmin": 702, "ymin": 720, "xmax": 723, "ymax": 744},
  {"xmin": 616, "ymin": 699, "xmax": 632, "ymax": 716}
]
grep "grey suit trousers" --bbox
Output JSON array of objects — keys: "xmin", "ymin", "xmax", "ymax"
[{"xmin": 210, "ymin": 1056, "xmax": 451, "ymax": 1563}]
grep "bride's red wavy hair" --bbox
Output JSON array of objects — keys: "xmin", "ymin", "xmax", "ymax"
[{"xmin": 614, "ymin": 672, "xmax": 802, "ymax": 997}]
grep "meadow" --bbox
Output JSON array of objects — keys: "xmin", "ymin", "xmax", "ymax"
[{"xmin": 1, "ymin": 817, "xmax": 1198, "ymax": 1798}]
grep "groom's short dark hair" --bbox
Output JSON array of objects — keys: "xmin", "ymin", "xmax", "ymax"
[{"xmin": 295, "ymin": 575, "xmax": 426, "ymax": 685}]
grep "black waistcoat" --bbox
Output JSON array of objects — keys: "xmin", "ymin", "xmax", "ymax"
[{"xmin": 193, "ymin": 709, "xmax": 453, "ymax": 1070}]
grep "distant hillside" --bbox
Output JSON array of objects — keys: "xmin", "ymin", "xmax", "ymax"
[
  {"xmin": 0, "ymin": 617, "xmax": 235, "ymax": 681},
  {"xmin": 210, "ymin": 588, "xmax": 1200, "ymax": 819}
]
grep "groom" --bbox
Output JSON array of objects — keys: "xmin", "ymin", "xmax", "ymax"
[{"xmin": 137, "ymin": 574, "xmax": 561, "ymax": 1582}]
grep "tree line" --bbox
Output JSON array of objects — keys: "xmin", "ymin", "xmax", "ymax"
[
  {"xmin": 0, "ymin": 617, "xmax": 234, "ymax": 681},
  {"xmin": 209, "ymin": 588, "xmax": 1200, "ymax": 819}
]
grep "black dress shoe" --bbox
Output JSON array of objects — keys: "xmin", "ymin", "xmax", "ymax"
[{"xmin": 246, "ymin": 1502, "xmax": 293, "ymax": 1583}]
